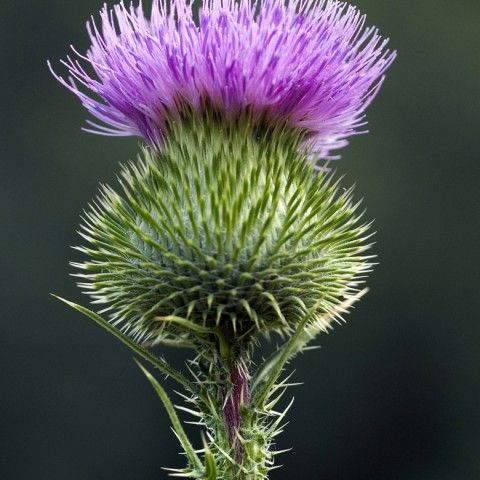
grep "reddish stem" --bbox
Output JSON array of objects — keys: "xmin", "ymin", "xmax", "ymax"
[{"xmin": 222, "ymin": 361, "xmax": 249, "ymax": 457}]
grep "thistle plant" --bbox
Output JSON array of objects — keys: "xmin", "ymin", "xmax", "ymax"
[{"xmin": 50, "ymin": 0, "xmax": 395, "ymax": 478}]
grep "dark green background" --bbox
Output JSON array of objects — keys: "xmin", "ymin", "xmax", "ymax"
[{"xmin": 1, "ymin": 1, "xmax": 479, "ymax": 478}]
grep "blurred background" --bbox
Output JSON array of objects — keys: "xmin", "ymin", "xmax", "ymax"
[{"xmin": 1, "ymin": 1, "xmax": 479, "ymax": 479}]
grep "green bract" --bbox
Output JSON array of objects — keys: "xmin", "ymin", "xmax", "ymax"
[{"xmin": 74, "ymin": 109, "xmax": 371, "ymax": 350}]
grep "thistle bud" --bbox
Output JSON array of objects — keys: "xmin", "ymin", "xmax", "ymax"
[{"xmin": 74, "ymin": 109, "xmax": 371, "ymax": 349}]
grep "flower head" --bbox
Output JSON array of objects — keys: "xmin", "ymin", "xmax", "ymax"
[{"xmin": 50, "ymin": 0, "xmax": 395, "ymax": 159}]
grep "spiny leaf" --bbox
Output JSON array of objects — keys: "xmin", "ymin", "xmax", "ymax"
[
  {"xmin": 252, "ymin": 302, "xmax": 320, "ymax": 408},
  {"xmin": 52, "ymin": 295, "xmax": 193, "ymax": 391},
  {"xmin": 135, "ymin": 360, "xmax": 203, "ymax": 472},
  {"xmin": 202, "ymin": 435, "xmax": 218, "ymax": 480}
]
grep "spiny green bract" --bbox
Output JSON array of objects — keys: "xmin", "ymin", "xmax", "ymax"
[{"xmin": 74, "ymin": 110, "xmax": 372, "ymax": 348}]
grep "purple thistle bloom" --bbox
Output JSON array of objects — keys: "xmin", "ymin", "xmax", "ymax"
[{"xmin": 49, "ymin": 0, "xmax": 395, "ymax": 159}]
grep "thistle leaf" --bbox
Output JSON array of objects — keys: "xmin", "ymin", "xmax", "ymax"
[
  {"xmin": 202, "ymin": 436, "xmax": 218, "ymax": 480},
  {"xmin": 252, "ymin": 288, "xmax": 369, "ymax": 392},
  {"xmin": 135, "ymin": 360, "xmax": 203, "ymax": 472},
  {"xmin": 252, "ymin": 302, "xmax": 319, "ymax": 408},
  {"xmin": 52, "ymin": 295, "xmax": 193, "ymax": 391}
]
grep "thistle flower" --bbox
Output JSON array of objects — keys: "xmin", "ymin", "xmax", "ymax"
[
  {"xmin": 49, "ymin": 0, "xmax": 395, "ymax": 159},
  {"xmin": 52, "ymin": 1, "xmax": 395, "ymax": 477}
]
